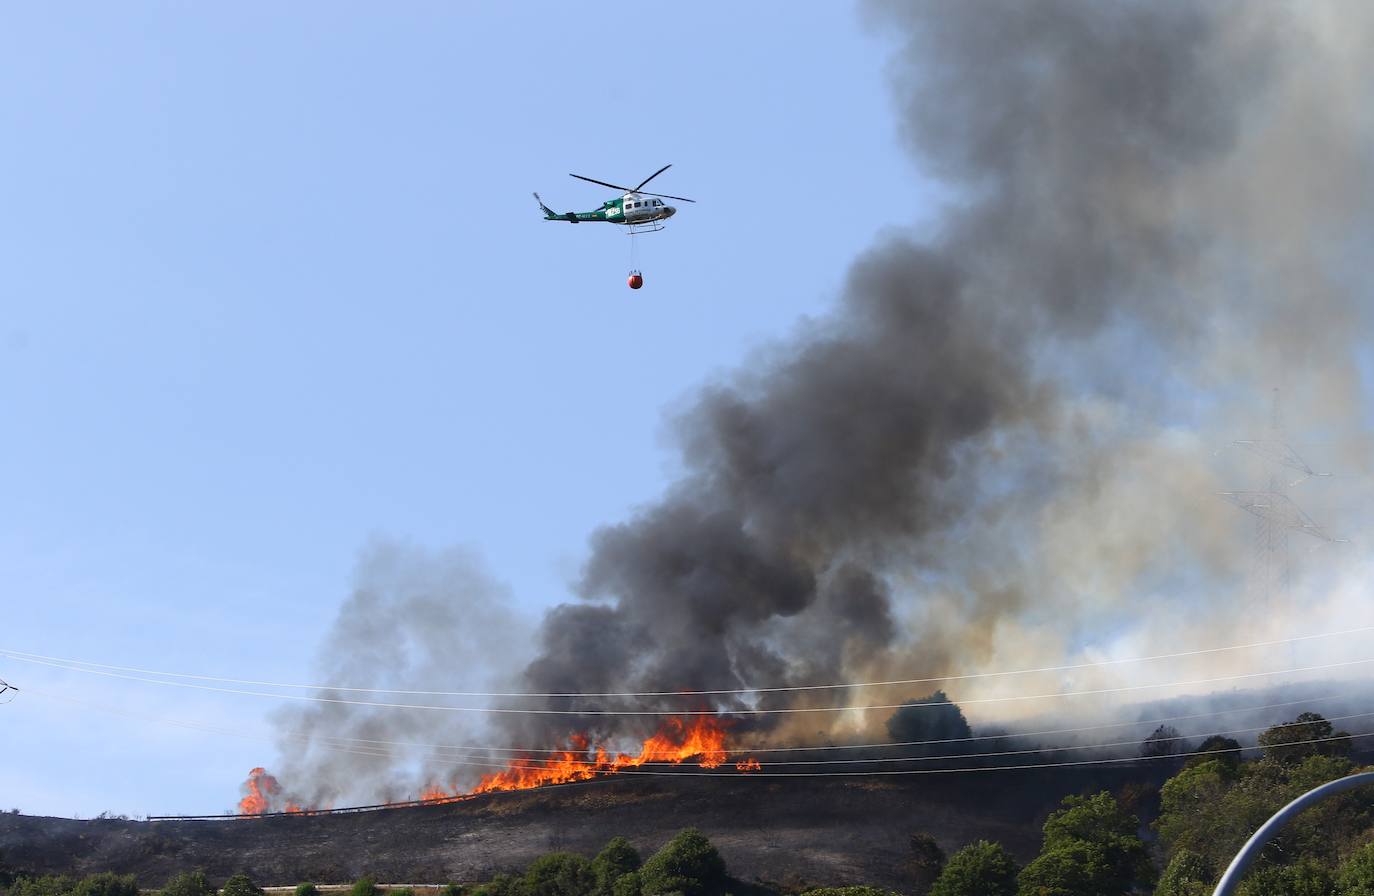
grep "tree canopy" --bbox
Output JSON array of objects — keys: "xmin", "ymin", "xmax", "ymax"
[
  {"xmin": 638, "ymin": 829, "xmax": 727, "ymax": 896},
  {"xmin": 929, "ymin": 840, "xmax": 1018, "ymax": 896},
  {"xmin": 885, "ymin": 690, "xmax": 973, "ymax": 754}
]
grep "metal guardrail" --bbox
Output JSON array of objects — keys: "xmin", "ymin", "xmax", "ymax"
[
  {"xmin": 149, "ymin": 795, "xmax": 477, "ymax": 822},
  {"xmin": 147, "ymin": 776, "xmax": 625, "ymax": 821}
]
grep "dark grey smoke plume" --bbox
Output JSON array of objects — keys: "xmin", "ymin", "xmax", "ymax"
[
  {"xmin": 276, "ymin": 2, "xmax": 1374, "ymax": 802},
  {"xmin": 501, "ymin": 0, "xmax": 1368, "ymax": 749}
]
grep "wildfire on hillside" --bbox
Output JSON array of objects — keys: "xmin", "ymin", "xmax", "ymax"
[
  {"xmin": 237, "ymin": 767, "xmax": 281, "ymax": 815},
  {"xmin": 237, "ymin": 715, "xmax": 761, "ymax": 814}
]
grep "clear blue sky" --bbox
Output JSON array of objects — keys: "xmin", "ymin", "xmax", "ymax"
[{"xmin": 0, "ymin": 2, "xmax": 935, "ymax": 816}]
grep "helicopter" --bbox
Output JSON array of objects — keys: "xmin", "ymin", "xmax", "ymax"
[{"xmin": 533, "ymin": 164, "xmax": 695, "ymax": 236}]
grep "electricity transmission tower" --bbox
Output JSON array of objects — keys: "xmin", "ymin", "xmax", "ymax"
[{"xmin": 1220, "ymin": 390, "xmax": 1344, "ymax": 612}]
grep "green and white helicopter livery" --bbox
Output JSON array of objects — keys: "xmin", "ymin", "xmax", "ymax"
[{"xmin": 534, "ymin": 164, "xmax": 695, "ymax": 234}]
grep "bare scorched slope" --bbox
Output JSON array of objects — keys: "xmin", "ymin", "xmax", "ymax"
[{"xmin": 0, "ymin": 765, "xmax": 1172, "ymax": 892}]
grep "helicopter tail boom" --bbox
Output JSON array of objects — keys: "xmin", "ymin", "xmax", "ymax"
[{"xmin": 534, "ymin": 192, "xmax": 580, "ymax": 222}]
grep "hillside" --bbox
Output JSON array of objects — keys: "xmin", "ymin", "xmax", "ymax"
[{"xmin": 0, "ymin": 764, "xmax": 1174, "ymax": 893}]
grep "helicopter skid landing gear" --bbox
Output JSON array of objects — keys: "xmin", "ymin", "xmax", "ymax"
[{"xmin": 626, "ymin": 222, "xmax": 665, "ymax": 235}]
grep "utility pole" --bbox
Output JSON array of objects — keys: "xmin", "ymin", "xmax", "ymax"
[{"xmin": 1220, "ymin": 389, "xmax": 1343, "ymax": 613}]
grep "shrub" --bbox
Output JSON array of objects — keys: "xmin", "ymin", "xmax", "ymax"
[
  {"xmin": 928, "ymin": 840, "xmax": 1018, "ymax": 896},
  {"xmin": 522, "ymin": 855, "xmax": 595, "ymax": 896},
  {"xmin": 71, "ymin": 874, "xmax": 139, "ymax": 896},
  {"xmin": 1338, "ymin": 841, "xmax": 1374, "ymax": 895},
  {"xmin": 907, "ymin": 833, "xmax": 946, "ymax": 888},
  {"xmin": 389, "ymin": 889, "xmax": 415, "ymax": 896},
  {"xmin": 349, "ymin": 877, "xmax": 379, "ymax": 896},
  {"xmin": 160, "ymin": 872, "xmax": 214, "ymax": 896},
  {"xmin": 221, "ymin": 875, "xmax": 264, "ymax": 896},
  {"xmin": 799, "ymin": 888, "xmax": 899, "ymax": 896},
  {"xmin": 593, "ymin": 837, "xmax": 642, "ymax": 896},
  {"xmin": 639, "ymin": 829, "xmax": 727, "ymax": 896},
  {"xmin": 9, "ymin": 876, "xmax": 75, "ymax": 896},
  {"xmin": 1235, "ymin": 857, "xmax": 1334, "ymax": 896},
  {"xmin": 1155, "ymin": 849, "xmax": 1213, "ymax": 896},
  {"xmin": 439, "ymin": 885, "xmax": 468, "ymax": 896},
  {"xmin": 471, "ymin": 874, "xmax": 525, "ymax": 896},
  {"xmin": 295, "ymin": 886, "xmax": 320, "ymax": 896}
]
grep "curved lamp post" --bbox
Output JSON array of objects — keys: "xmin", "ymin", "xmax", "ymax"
[{"xmin": 1213, "ymin": 771, "xmax": 1374, "ymax": 895}]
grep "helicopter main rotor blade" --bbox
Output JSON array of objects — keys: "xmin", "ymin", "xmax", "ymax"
[
  {"xmin": 637, "ymin": 190, "xmax": 696, "ymax": 203},
  {"xmin": 570, "ymin": 173, "xmax": 635, "ymax": 192},
  {"xmin": 633, "ymin": 164, "xmax": 673, "ymax": 193}
]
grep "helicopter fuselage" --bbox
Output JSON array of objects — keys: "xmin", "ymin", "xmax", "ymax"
[{"xmin": 537, "ymin": 193, "xmax": 676, "ymax": 225}]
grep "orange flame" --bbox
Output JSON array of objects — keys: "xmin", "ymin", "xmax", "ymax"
[
  {"xmin": 239, "ymin": 716, "xmax": 763, "ymax": 813},
  {"xmin": 237, "ymin": 767, "xmax": 281, "ymax": 815},
  {"xmin": 414, "ymin": 715, "xmax": 760, "ymax": 802}
]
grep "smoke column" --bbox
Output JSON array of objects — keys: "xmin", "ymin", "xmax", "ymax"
[{"xmin": 275, "ymin": 2, "xmax": 1374, "ymax": 804}]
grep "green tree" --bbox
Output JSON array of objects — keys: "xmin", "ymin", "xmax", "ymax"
[
  {"xmin": 1018, "ymin": 792, "xmax": 1153, "ymax": 896},
  {"xmin": 349, "ymin": 877, "xmax": 379, "ymax": 896},
  {"xmin": 523, "ymin": 854, "xmax": 596, "ymax": 896},
  {"xmin": 886, "ymin": 691, "xmax": 973, "ymax": 755},
  {"xmin": 639, "ymin": 829, "xmax": 727, "ymax": 896},
  {"xmin": 1154, "ymin": 849, "xmax": 1212, "ymax": 896},
  {"xmin": 610, "ymin": 872, "xmax": 640, "ymax": 896},
  {"xmin": 9, "ymin": 876, "xmax": 75, "ymax": 896},
  {"xmin": 295, "ymin": 885, "xmax": 320, "ymax": 896},
  {"xmin": 71, "ymin": 873, "xmax": 138, "ymax": 896},
  {"xmin": 160, "ymin": 872, "xmax": 214, "ymax": 896},
  {"xmin": 593, "ymin": 837, "xmax": 642, "ymax": 896},
  {"xmin": 1155, "ymin": 759, "xmax": 1251, "ymax": 865},
  {"xmin": 1142, "ymin": 726, "xmax": 1186, "ymax": 758},
  {"xmin": 471, "ymin": 875, "xmax": 524, "ymax": 896},
  {"xmin": 1258, "ymin": 713, "xmax": 1351, "ymax": 763},
  {"xmin": 929, "ymin": 840, "xmax": 1018, "ymax": 896},
  {"xmin": 1018, "ymin": 840, "xmax": 1119, "ymax": 896},
  {"xmin": 1156, "ymin": 752, "xmax": 1365, "ymax": 876},
  {"xmin": 1236, "ymin": 857, "xmax": 1334, "ymax": 896},
  {"xmin": 1186, "ymin": 736, "xmax": 1241, "ymax": 770},
  {"xmin": 1338, "ymin": 841, "xmax": 1374, "ymax": 895},
  {"xmin": 220, "ymin": 874, "xmax": 264, "ymax": 896}
]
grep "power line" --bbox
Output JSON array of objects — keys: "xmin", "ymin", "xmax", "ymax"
[
  {"xmin": 9, "ymin": 649, "xmax": 1374, "ymax": 715},
  {"xmin": 26, "ymin": 686, "xmax": 1361, "ymax": 760},
  {"xmin": 578, "ymin": 732, "xmax": 1374, "ymax": 778},
  {"xmin": 145, "ymin": 731, "xmax": 1374, "ymax": 820},
  {"xmin": 3, "ymin": 623, "xmax": 1371, "ymax": 698},
  {"xmin": 30, "ymin": 686, "xmax": 1372, "ymax": 770}
]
